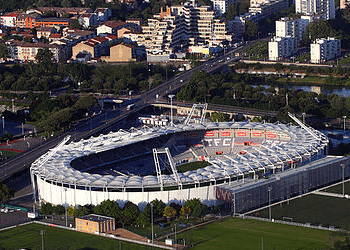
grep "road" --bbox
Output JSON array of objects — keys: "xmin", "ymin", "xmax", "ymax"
[{"xmin": 0, "ymin": 44, "xmax": 254, "ymax": 183}]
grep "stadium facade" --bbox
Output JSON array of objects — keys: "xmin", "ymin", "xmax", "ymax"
[{"xmin": 31, "ymin": 116, "xmax": 342, "ymax": 211}]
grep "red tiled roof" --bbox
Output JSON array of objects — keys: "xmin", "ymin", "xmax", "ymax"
[{"xmin": 103, "ymin": 20, "xmax": 126, "ymax": 29}]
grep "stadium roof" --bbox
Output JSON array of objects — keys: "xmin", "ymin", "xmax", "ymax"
[{"xmin": 31, "ymin": 121, "xmax": 328, "ymax": 189}]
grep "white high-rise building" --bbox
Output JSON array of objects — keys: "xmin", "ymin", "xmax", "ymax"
[
  {"xmin": 295, "ymin": 0, "xmax": 335, "ymax": 20},
  {"xmin": 275, "ymin": 17, "xmax": 310, "ymax": 41},
  {"xmin": 310, "ymin": 37, "xmax": 341, "ymax": 63},
  {"xmin": 269, "ymin": 36, "xmax": 297, "ymax": 61}
]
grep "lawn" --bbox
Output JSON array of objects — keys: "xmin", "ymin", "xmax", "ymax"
[
  {"xmin": 321, "ymin": 180, "xmax": 350, "ymax": 194},
  {"xmin": 249, "ymin": 194, "xmax": 350, "ymax": 229},
  {"xmin": 176, "ymin": 161, "xmax": 211, "ymax": 173},
  {"xmin": 0, "ymin": 223, "xmax": 157, "ymax": 250},
  {"xmin": 177, "ymin": 218, "xmax": 341, "ymax": 250}
]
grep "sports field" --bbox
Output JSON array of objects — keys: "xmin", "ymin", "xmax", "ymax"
[
  {"xmin": 0, "ymin": 223, "xmax": 157, "ymax": 250},
  {"xmin": 177, "ymin": 218, "xmax": 341, "ymax": 250},
  {"xmin": 248, "ymin": 181, "xmax": 350, "ymax": 229}
]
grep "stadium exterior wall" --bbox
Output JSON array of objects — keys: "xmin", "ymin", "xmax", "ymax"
[{"xmin": 37, "ymin": 177, "xmax": 217, "ymax": 208}]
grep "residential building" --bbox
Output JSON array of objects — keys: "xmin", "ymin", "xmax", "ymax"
[
  {"xmin": 275, "ymin": 16, "xmax": 310, "ymax": 42},
  {"xmin": 310, "ymin": 37, "xmax": 341, "ymax": 63},
  {"xmin": 79, "ymin": 13, "xmax": 98, "ymax": 28},
  {"xmin": 95, "ymin": 8, "xmax": 112, "ymax": 23},
  {"xmin": 96, "ymin": 20, "xmax": 128, "ymax": 36},
  {"xmin": 6, "ymin": 40, "xmax": 67, "ymax": 62},
  {"xmin": 249, "ymin": 0, "xmax": 289, "ymax": 21},
  {"xmin": 36, "ymin": 7, "xmax": 93, "ymax": 17},
  {"xmin": 126, "ymin": 18, "xmax": 142, "ymax": 26},
  {"xmin": 16, "ymin": 13, "xmax": 40, "ymax": 29},
  {"xmin": 35, "ymin": 18, "xmax": 70, "ymax": 28},
  {"xmin": 62, "ymin": 28, "xmax": 95, "ymax": 41},
  {"xmin": 295, "ymin": 0, "xmax": 335, "ymax": 20},
  {"xmin": 212, "ymin": 0, "xmax": 228, "ymax": 14},
  {"xmin": 268, "ymin": 36, "xmax": 297, "ymax": 61},
  {"xmin": 75, "ymin": 214, "xmax": 115, "ymax": 234},
  {"xmin": 102, "ymin": 43, "xmax": 137, "ymax": 62},
  {"xmin": 37, "ymin": 26, "xmax": 57, "ymax": 39},
  {"xmin": 119, "ymin": 0, "xmax": 138, "ymax": 8},
  {"xmin": 1, "ymin": 13, "xmax": 18, "ymax": 27},
  {"xmin": 72, "ymin": 36, "xmax": 110, "ymax": 59},
  {"xmin": 139, "ymin": 3, "xmax": 232, "ymax": 55},
  {"xmin": 340, "ymin": 0, "xmax": 349, "ymax": 8}
]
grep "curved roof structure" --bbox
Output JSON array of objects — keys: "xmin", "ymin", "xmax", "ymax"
[{"xmin": 30, "ymin": 121, "xmax": 328, "ymax": 190}]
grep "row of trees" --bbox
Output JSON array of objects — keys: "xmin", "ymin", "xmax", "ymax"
[
  {"xmin": 0, "ymin": 59, "xmax": 175, "ymax": 93},
  {"xmin": 41, "ymin": 198, "xmax": 215, "ymax": 228}
]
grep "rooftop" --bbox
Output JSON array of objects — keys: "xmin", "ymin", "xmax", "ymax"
[{"xmin": 78, "ymin": 214, "xmax": 114, "ymax": 222}]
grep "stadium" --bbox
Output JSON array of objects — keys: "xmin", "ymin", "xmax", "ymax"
[{"xmin": 30, "ymin": 111, "xmax": 336, "ymax": 212}]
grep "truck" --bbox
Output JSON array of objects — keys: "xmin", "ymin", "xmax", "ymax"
[{"xmin": 126, "ymin": 104, "xmax": 135, "ymax": 110}]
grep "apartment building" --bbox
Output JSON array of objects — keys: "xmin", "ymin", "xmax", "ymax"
[
  {"xmin": 310, "ymin": 37, "xmax": 340, "ymax": 63},
  {"xmin": 212, "ymin": 0, "xmax": 228, "ymax": 14},
  {"xmin": 72, "ymin": 36, "xmax": 110, "ymax": 59},
  {"xmin": 37, "ymin": 26, "xmax": 57, "ymax": 39},
  {"xmin": 36, "ymin": 7, "xmax": 93, "ymax": 17},
  {"xmin": 16, "ymin": 13, "xmax": 40, "ymax": 29},
  {"xmin": 295, "ymin": 0, "xmax": 335, "ymax": 20},
  {"xmin": 79, "ymin": 13, "xmax": 98, "ymax": 28},
  {"xmin": 275, "ymin": 16, "xmax": 311, "ymax": 42},
  {"xmin": 76, "ymin": 214, "xmax": 115, "ymax": 234},
  {"xmin": 35, "ymin": 17, "xmax": 70, "ymax": 28},
  {"xmin": 340, "ymin": 0, "xmax": 349, "ymax": 8},
  {"xmin": 269, "ymin": 36, "xmax": 297, "ymax": 61},
  {"xmin": 95, "ymin": 8, "xmax": 112, "ymax": 23},
  {"xmin": 1, "ymin": 13, "xmax": 18, "ymax": 27},
  {"xmin": 6, "ymin": 40, "xmax": 66, "ymax": 62},
  {"xmin": 249, "ymin": 0, "xmax": 288, "ymax": 21}
]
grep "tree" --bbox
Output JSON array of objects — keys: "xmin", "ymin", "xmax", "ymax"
[
  {"xmin": 93, "ymin": 199, "xmax": 121, "ymax": 219},
  {"xmin": 0, "ymin": 43, "xmax": 8, "ymax": 59},
  {"xmin": 35, "ymin": 48, "xmax": 54, "ymax": 64},
  {"xmin": 150, "ymin": 199, "xmax": 165, "ymax": 219},
  {"xmin": 0, "ymin": 182, "xmax": 13, "ymax": 205},
  {"xmin": 163, "ymin": 206, "xmax": 177, "ymax": 221},
  {"xmin": 74, "ymin": 205, "xmax": 93, "ymax": 217},
  {"xmin": 120, "ymin": 201, "xmax": 140, "ymax": 227},
  {"xmin": 180, "ymin": 206, "xmax": 191, "ymax": 219},
  {"xmin": 41, "ymin": 202, "xmax": 53, "ymax": 215},
  {"xmin": 53, "ymin": 205, "xmax": 65, "ymax": 215},
  {"xmin": 244, "ymin": 20, "xmax": 258, "ymax": 40},
  {"xmin": 184, "ymin": 198, "xmax": 208, "ymax": 218}
]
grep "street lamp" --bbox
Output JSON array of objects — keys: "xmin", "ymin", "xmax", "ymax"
[
  {"xmin": 168, "ymin": 95, "xmax": 175, "ymax": 126},
  {"xmin": 40, "ymin": 230, "xmax": 45, "ymax": 250},
  {"xmin": 2, "ymin": 116, "xmax": 4, "ymax": 134},
  {"xmin": 268, "ymin": 187, "xmax": 272, "ymax": 221},
  {"xmin": 302, "ymin": 113, "xmax": 306, "ymax": 124},
  {"xmin": 11, "ymin": 99, "xmax": 14, "ymax": 113},
  {"xmin": 150, "ymin": 203, "xmax": 154, "ymax": 243},
  {"xmin": 343, "ymin": 116, "xmax": 346, "ymax": 133}
]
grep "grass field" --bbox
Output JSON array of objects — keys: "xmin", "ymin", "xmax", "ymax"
[
  {"xmin": 177, "ymin": 218, "xmax": 341, "ymax": 250},
  {"xmin": 0, "ymin": 223, "xmax": 157, "ymax": 250},
  {"xmin": 176, "ymin": 161, "xmax": 211, "ymax": 173},
  {"xmin": 322, "ymin": 180, "xmax": 350, "ymax": 194},
  {"xmin": 249, "ymin": 194, "xmax": 350, "ymax": 229}
]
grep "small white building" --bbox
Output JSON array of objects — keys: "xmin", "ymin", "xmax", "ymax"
[
  {"xmin": 1, "ymin": 13, "xmax": 18, "ymax": 27},
  {"xmin": 212, "ymin": 0, "xmax": 228, "ymax": 14},
  {"xmin": 269, "ymin": 36, "xmax": 297, "ymax": 61},
  {"xmin": 95, "ymin": 8, "xmax": 112, "ymax": 23},
  {"xmin": 79, "ymin": 13, "xmax": 98, "ymax": 28},
  {"xmin": 310, "ymin": 37, "xmax": 341, "ymax": 63}
]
